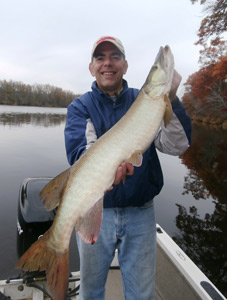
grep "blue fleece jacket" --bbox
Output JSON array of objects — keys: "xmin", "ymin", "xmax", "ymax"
[{"xmin": 65, "ymin": 80, "xmax": 191, "ymax": 208}]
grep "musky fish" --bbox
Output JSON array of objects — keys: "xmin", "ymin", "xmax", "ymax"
[{"xmin": 16, "ymin": 45, "xmax": 175, "ymax": 300}]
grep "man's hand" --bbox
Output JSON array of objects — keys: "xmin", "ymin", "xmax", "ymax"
[
  {"xmin": 114, "ymin": 162, "xmax": 134, "ymax": 185},
  {"xmin": 169, "ymin": 70, "xmax": 182, "ymax": 102},
  {"xmin": 105, "ymin": 162, "xmax": 134, "ymax": 193}
]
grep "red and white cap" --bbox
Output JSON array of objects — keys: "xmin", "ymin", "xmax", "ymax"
[{"xmin": 91, "ymin": 36, "xmax": 125, "ymax": 59}]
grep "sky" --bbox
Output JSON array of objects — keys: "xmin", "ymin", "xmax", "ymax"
[{"xmin": 0, "ymin": 0, "xmax": 204, "ymax": 96}]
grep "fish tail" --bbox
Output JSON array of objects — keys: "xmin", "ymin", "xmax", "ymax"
[{"xmin": 16, "ymin": 232, "xmax": 69, "ymax": 300}]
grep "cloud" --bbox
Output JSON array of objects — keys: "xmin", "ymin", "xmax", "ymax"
[{"xmin": 0, "ymin": 0, "xmax": 202, "ymax": 95}]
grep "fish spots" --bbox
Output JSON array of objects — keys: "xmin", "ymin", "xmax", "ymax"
[
  {"xmin": 55, "ymin": 265, "xmax": 60, "ymax": 287},
  {"xmin": 89, "ymin": 234, "xmax": 95, "ymax": 245}
]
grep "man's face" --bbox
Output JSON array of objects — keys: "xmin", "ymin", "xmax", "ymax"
[{"xmin": 89, "ymin": 42, "xmax": 128, "ymax": 96}]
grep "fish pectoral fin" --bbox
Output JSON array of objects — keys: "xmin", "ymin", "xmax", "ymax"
[
  {"xmin": 40, "ymin": 168, "xmax": 71, "ymax": 211},
  {"xmin": 76, "ymin": 197, "xmax": 103, "ymax": 244},
  {"xmin": 163, "ymin": 94, "xmax": 173, "ymax": 127},
  {"xmin": 126, "ymin": 150, "xmax": 143, "ymax": 167}
]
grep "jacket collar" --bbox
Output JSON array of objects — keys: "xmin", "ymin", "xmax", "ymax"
[{"xmin": 91, "ymin": 79, "xmax": 129, "ymax": 100}]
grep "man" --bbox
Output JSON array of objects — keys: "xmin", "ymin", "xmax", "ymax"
[{"xmin": 65, "ymin": 36, "xmax": 191, "ymax": 300}]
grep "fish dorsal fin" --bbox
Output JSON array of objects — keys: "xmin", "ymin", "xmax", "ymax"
[
  {"xmin": 126, "ymin": 150, "xmax": 143, "ymax": 167},
  {"xmin": 76, "ymin": 197, "xmax": 103, "ymax": 244},
  {"xmin": 163, "ymin": 94, "xmax": 173, "ymax": 127},
  {"xmin": 40, "ymin": 168, "xmax": 71, "ymax": 211}
]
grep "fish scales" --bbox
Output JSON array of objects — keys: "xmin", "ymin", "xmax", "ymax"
[
  {"xmin": 62, "ymin": 96, "xmax": 165, "ymax": 216},
  {"xmin": 16, "ymin": 45, "xmax": 174, "ymax": 300}
]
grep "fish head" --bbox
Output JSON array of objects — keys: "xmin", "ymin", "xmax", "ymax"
[{"xmin": 143, "ymin": 45, "xmax": 174, "ymax": 97}]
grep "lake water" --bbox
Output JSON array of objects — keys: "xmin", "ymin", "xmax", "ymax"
[{"xmin": 0, "ymin": 105, "xmax": 226, "ymax": 297}]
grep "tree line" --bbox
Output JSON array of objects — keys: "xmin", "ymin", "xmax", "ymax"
[{"xmin": 0, "ymin": 80, "xmax": 80, "ymax": 108}]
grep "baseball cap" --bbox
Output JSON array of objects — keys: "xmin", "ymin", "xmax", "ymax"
[{"xmin": 91, "ymin": 36, "xmax": 125, "ymax": 59}]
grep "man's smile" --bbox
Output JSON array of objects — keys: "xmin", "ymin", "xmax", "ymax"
[{"xmin": 101, "ymin": 72, "xmax": 116, "ymax": 76}]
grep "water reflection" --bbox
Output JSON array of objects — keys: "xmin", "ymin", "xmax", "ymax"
[
  {"xmin": 174, "ymin": 123, "xmax": 227, "ymax": 295},
  {"xmin": 0, "ymin": 112, "xmax": 66, "ymax": 127},
  {"xmin": 0, "ymin": 105, "xmax": 66, "ymax": 127},
  {"xmin": 0, "ymin": 105, "xmax": 226, "ymax": 296},
  {"xmin": 0, "ymin": 105, "xmax": 72, "ymax": 280},
  {"xmin": 181, "ymin": 124, "xmax": 227, "ymax": 203}
]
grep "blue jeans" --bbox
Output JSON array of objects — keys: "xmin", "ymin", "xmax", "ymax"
[{"xmin": 76, "ymin": 200, "xmax": 156, "ymax": 300}]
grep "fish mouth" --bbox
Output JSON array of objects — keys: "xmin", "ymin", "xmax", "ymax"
[
  {"xmin": 164, "ymin": 45, "xmax": 170, "ymax": 53},
  {"xmin": 154, "ymin": 45, "xmax": 172, "ymax": 70}
]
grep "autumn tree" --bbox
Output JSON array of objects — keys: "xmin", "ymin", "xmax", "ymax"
[
  {"xmin": 182, "ymin": 0, "xmax": 227, "ymax": 126},
  {"xmin": 183, "ymin": 56, "xmax": 227, "ymax": 121},
  {"xmin": 191, "ymin": 0, "xmax": 227, "ymax": 66}
]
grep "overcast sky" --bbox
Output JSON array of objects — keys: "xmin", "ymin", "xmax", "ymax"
[{"xmin": 0, "ymin": 0, "xmax": 203, "ymax": 96}]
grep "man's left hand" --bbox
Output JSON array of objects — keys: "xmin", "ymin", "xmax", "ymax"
[
  {"xmin": 105, "ymin": 162, "xmax": 134, "ymax": 194},
  {"xmin": 169, "ymin": 70, "xmax": 182, "ymax": 102}
]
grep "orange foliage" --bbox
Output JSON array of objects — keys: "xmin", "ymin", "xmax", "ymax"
[
  {"xmin": 185, "ymin": 0, "xmax": 227, "ymax": 120},
  {"xmin": 184, "ymin": 57, "xmax": 227, "ymax": 101},
  {"xmin": 190, "ymin": 0, "xmax": 227, "ymax": 67},
  {"xmin": 199, "ymin": 38, "xmax": 227, "ymax": 66},
  {"xmin": 212, "ymin": 56, "xmax": 227, "ymax": 81},
  {"xmin": 191, "ymin": 0, "xmax": 226, "ymax": 47},
  {"xmin": 183, "ymin": 56, "xmax": 227, "ymax": 115}
]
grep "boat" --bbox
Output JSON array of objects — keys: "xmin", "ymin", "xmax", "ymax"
[{"xmin": 0, "ymin": 177, "xmax": 225, "ymax": 300}]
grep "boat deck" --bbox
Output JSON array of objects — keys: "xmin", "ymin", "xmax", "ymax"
[
  {"xmin": 1, "ymin": 225, "xmax": 225, "ymax": 300},
  {"xmin": 105, "ymin": 243, "xmax": 202, "ymax": 300},
  {"xmin": 101, "ymin": 225, "xmax": 226, "ymax": 300}
]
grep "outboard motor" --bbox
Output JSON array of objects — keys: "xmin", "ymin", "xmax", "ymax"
[{"xmin": 17, "ymin": 177, "xmax": 56, "ymax": 257}]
